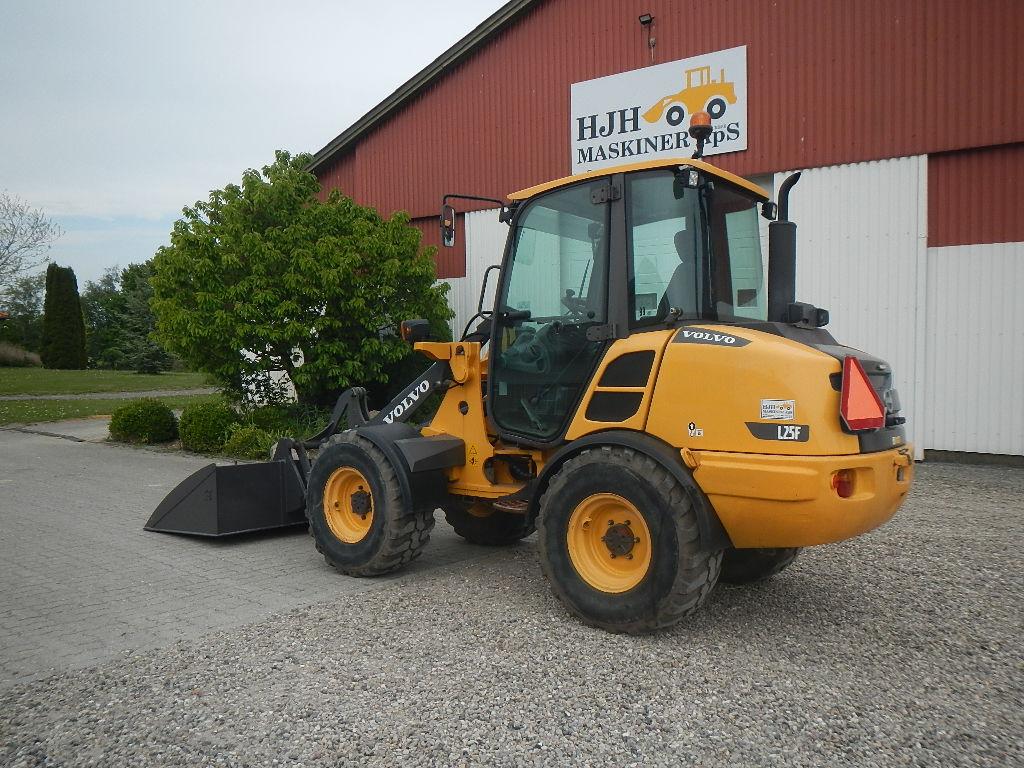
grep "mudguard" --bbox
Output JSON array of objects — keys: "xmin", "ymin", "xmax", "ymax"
[
  {"xmin": 528, "ymin": 429, "xmax": 733, "ymax": 552},
  {"xmin": 352, "ymin": 423, "xmax": 464, "ymax": 513}
]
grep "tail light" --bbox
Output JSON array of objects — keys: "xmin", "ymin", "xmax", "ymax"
[
  {"xmin": 840, "ymin": 356, "xmax": 885, "ymax": 431},
  {"xmin": 832, "ymin": 469, "xmax": 855, "ymax": 498}
]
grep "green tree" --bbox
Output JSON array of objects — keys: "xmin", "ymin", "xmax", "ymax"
[
  {"xmin": 0, "ymin": 271, "xmax": 46, "ymax": 351},
  {"xmin": 120, "ymin": 262, "xmax": 172, "ymax": 373},
  {"xmin": 81, "ymin": 267, "xmax": 127, "ymax": 367},
  {"xmin": 40, "ymin": 263, "xmax": 88, "ymax": 369},
  {"xmin": 151, "ymin": 151, "xmax": 451, "ymax": 405},
  {"xmin": 82, "ymin": 262, "xmax": 171, "ymax": 372}
]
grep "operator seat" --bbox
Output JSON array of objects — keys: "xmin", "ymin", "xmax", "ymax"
[{"xmin": 658, "ymin": 229, "xmax": 698, "ymax": 317}]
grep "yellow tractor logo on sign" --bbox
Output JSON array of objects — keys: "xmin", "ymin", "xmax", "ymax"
[{"xmin": 643, "ymin": 65, "xmax": 737, "ymax": 126}]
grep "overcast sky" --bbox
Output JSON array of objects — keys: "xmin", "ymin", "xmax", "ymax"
[{"xmin": 0, "ymin": 0, "xmax": 508, "ymax": 285}]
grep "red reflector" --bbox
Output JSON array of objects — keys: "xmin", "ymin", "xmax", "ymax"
[
  {"xmin": 840, "ymin": 356, "xmax": 885, "ymax": 431},
  {"xmin": 832, "ymin": 469, "xmax": 855, "ymax": 498}
]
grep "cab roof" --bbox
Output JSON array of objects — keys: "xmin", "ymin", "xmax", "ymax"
[{"xmin": 508, "ymin": 157, "xmax": 769, "ymax": 202}]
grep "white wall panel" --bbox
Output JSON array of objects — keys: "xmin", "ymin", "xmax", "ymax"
[
  {"xmin": 923, "ymin": 242, "xmax": 1024, "ymax": 455},
  {"xmin": 779, "ymin": 157, "xmax": 927, "ymax": 456},
  {"xmin": 440, "ymin": 207, "xmax": 508, "ymax": 339}
]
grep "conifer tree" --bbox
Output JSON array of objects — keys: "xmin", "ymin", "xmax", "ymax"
[{"xmin": 40, "ymin": 263, "xmax": 88, "ymax": 369}]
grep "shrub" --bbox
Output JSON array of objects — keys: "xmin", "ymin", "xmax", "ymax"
[
  {"xmin": 0, "ymin": 341, "xmax": 42, "ymax": 367},
  {"xmin": 179, "ymin": 400, "xmax": 239, "ymax": 453},
  {"xmin": 222, "ymin": 423, "xmax": 275, "ymax": 460},
  {"xmin": 242, "ymin": 402, "xmax": 328, "ymax": 437},
  {"xmin": 109, "ymin": 398, "xmax": 178, "ymax": 443}
]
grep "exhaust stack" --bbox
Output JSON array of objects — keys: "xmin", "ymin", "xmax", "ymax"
[{"xmin": 767, "ymin": 171, "xmax": 802, "ymax": 323}]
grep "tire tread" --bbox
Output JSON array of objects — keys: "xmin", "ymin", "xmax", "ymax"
[
  {"xmin": 309, "ymin": 431, "xmax": 434, "ymax": 577},
  {"xmin": 537, "ymin": 446, "xmax": 722, "ymax": 633}
]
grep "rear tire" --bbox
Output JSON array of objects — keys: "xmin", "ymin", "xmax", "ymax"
[
  {"xmin": 306, "ymin": 431, "xmax": 433, "ymax": 576},
  {"xmin": 443, "ymin": 500, "xmax": 535, "ymax": 546},
  {"xmin": 719, "ymin": 547, "xmax": 800, "ymax": 584},
  {"xmin": 537, "ymin": 446, "xmax": 722, "ymax": 634}
]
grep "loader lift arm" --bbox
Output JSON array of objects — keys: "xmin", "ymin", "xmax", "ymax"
[
  {"xmin": 145, "ymin": 360, "xmax": 454, "ymax": 537},
  {"xmin": 302, "ymin": 360, "xmax": 450, "ymax": 448}
]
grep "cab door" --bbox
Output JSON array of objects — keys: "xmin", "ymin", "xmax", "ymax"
[{"xmin": 489, "ymin": 179, "xmax": 613, "ymax": 444}]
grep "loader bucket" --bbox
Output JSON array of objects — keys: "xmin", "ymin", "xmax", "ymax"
[{"xmin": 145, "ymin": 459, "xmax": 307, "ymax": 537}]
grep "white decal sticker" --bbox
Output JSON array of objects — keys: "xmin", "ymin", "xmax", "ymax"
[
  {"xmin": 673, "ymin": 327, "xmax": 751, "ymax": 347},
  {"xmin": 687, "ymin": 421, "xmax": 704, "ymax": 438},
  {"xmin": 760, "ymin": 399, "xmax": 795, "ymax": 421},
  {"xmin": 382, "ymin": 380, "xmax": 431, "ymax": 424}
]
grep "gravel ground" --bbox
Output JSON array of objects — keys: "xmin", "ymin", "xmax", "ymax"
[{"xmin": 2, "ymin": 462, "xmax": 1021, "ymax": 767}]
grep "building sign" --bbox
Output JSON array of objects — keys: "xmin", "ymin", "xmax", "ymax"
[{"xmin": 570, "ymin": 46, "xmax": 748, "ymax": 174}]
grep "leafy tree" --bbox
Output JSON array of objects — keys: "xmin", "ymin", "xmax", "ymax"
[
  {"xmin": 40, "ymin": 263, "xmax": 88, "ymax": 369},
  {"xmin": 0, "ymin": 271, "xmax": 46, "ymax": 351},
  {"xmin": 81, "ymin": 267, "xmax": 126, "ymax": 367},
  {"xmin": 151, "ymin": 151, "xmax": 451, "ymax": 405},
  {"xmin": 82, "ymin": 262, "xmax": 171, "ymax": 372},
  {"xmin": 0, "ymin": 193, "xmax": 62, "ymax": 297},
  {"xmin": 120, "ymin": 262, "xmax": 172, "ymax": 373}
]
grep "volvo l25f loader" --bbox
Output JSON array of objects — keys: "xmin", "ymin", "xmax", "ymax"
[{"xmin": 147, "ymin": 113, "xmax": 913, "ymax": 633}]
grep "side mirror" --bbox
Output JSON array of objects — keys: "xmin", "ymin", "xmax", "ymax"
[
  {"xmin": 761, "ymin": 201, "xmax": 778, "ymax": 220},
  {"xmin": 440, "ymin": 204, "xmax": 456, "ymax": 247},
  {"xmin": 400, "ymin": 319, "xmax": 432, "ymax": 344}
]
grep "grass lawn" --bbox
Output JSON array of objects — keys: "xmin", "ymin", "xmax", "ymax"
[
  {"xmin": 0, "ymin": 394, "xmax": 218, "ymax": 426},
  {"xmin": 0, "ymin": 368, "xmax": 209, "ymax": 396}
]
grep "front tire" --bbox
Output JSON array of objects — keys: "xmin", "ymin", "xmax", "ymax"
[
  {"xmin": 719, "ymin": 547, "xmax": 800, "ymax": 584},
  {"xmin": 306, "ymin": 432, "xmax": 433, "ymax": 577},
  {"xmin": 537, "ymin": 446, "xmax": 722, "ymax": 633}
]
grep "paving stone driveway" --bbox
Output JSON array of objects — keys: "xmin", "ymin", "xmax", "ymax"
[{"xmin": 0, "ymin": 429, "xmax": 482, "ymax": 687}]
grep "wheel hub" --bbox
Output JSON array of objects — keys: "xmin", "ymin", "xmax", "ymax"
[
  {"xmin": 351, "ymin": 490, "xmax": 372, "ymax": 517},
  {"xmin": 601, "ymin": 522, "xmax": 637, "ymax": 558}
]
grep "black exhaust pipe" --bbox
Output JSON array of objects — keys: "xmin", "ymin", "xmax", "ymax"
[{"xmin": 767, "ymin": 171, "xmax": 802, "ymax": 323}]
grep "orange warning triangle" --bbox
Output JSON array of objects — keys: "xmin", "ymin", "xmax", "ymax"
[{"xmin": 840, "ymin": 356, "xmax": 885, "ymax": 431}]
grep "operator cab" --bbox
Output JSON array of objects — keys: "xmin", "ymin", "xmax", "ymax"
[{"xmin": 484, "ymin": 158, "xmax": 771, "ymax": 445}]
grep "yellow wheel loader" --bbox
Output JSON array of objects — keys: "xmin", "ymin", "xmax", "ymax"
[{"xmin": 148, "ymin": 115, "xmax": 913, "ymax": 633}]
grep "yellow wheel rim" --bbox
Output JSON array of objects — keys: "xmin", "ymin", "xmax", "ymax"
[
  {"xmin": 467, "ymin": 502, "xmax": 494, "ymax": 518},
  {"xmin": 566, "ymin": 493, "xmax": 651, "ymax": 593},
  {"xmin": 323, "ymin": 467, "xmax": 373, "ymax": 543}
]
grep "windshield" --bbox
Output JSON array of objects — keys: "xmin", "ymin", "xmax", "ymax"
[
  {"xmin": 490, "ymin": 180, "xmax": 610, "ymax": 441},
  {"xmin": 503, "ymin": 183, "xmax": 608, "ymax": 323},
  {"xmin": 626, "ymin": 170, "xmax": 767, "ymax": 325}
]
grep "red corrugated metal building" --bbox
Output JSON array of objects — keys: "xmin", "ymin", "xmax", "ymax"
[
  {"xmin": 310, "ymin": 0, "xmax": 1024, "ymax": 457},
  {"xmin": 311, "ymin": 0, "xmax": 1022, "ymax": 276}
]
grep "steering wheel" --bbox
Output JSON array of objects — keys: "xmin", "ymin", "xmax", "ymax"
[
  {"xmin": 502, "ymin": 326, "xmax": 552, "ymax": 374},
  {"xmin": 561, "ymin": 289, "xmax": 590, "ymax": 320}
]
